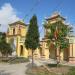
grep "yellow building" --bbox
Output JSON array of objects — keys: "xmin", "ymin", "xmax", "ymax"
[
  {"xmin": 6, "ymin": 13, "xmax": 75, "ymax": 63},
  {"xmin": 68, "ymin": 36, "xmax": 75, "ymax": 63},
  {"xmin": 6, "ymin": 21, "xmax": 28, "ymax": 58},
  {"xmin": 6, "ymin": 21, "xmax": 40, "ymax": 58},
  {"xmin": 40, "ymin": 12, "xmax": 66, "ymax": 60},
  {"xmin": 40, "ymin": 12, "xmax": 75, "ymax": 63}
]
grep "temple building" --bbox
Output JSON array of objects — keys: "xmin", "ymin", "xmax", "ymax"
[
  {"xmin": 6, "ymin": 21, "xmax": 40, "ymax": 58},
  {"xmin": 40, "ymin": 12, "xmax": 75, "ymax": 63},
  {"xmin": 6, "ymin": 12, "xmax": 75, "ymax": 63}
]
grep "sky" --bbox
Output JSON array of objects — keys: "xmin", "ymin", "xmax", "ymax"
[{"xmin": 0, "ymin": 0, "xmax": 75, "ymax": 40}]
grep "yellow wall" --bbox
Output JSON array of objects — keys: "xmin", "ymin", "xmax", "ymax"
[
  {"xmin": 6, "ymin": 18, "xmax": 75, "ymax": 62},
  {"xmin": 60, "ymin": 50, "xmax": 64, "ymax": 61},
  {"xmin": 6, "ymin": 21, "xmax": 41, "ymax": 59},
  {"xmin": 7, "ymin": 21, "xmax": 28, "ymax": 58}
]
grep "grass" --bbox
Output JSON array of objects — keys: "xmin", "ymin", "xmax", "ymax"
[
  {"xmin": 0, "ymin": 57, "xmax": 29, "ymax": 64},
  {"xmin": 47, "ymin": 63, "xmax": 75, "ymax": 75},
  {"xmin": 47, "ymin": 64, "xmax": 58, "ymax": 67},
  {"xmin": 26, "ymin": 66, "xmax": 57, "ymax": 75},
  {"xmin": 8, "ymin": 57, "xmax": 29, "ymax": 64},
  {"xmin": 0, "ymin": 57, "xmax": 10, "ymax": 63},
  {"xmin": 66, "ymin": 67, "xmax": 75, "ymax": 75},
  {"xmin": 26, "ymin": 63, "xmax": 75, "ymax": 75}
]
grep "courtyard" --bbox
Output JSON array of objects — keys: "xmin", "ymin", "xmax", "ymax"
[
  {"xmin": 0, "ymin": 62, "xmax": 28, "ymax": 75},
  {"xmin": 0, "ymin": 58, "xmax": 75, "ymax": 75}
]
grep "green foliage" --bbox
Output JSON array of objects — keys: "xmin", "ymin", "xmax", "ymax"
[
  {"xmin": 67, "ymin": 67, "xmax": 75, "ymax": 75},
  {"xmin": 26, "ymin": 67, "xmax": 57, "ymax": 75},
  {"xmin": 8, "ymin": 57, "xmax": 29, "ymax": 64},
  {"xmin": 45, "ymin": 21, "xmax": 72, "ymax": 49},
  {"xmin": 0, "ymin": 57, "xmax": 29, "ymax": 63},
  {"xmin": 47, "ymin": 64, "xmax": 57, "ymax": 67},
  {"xmin": 0, "ymin": 32, "xmax": 6, "ymax": 43},
  {"xmin": 0, "ymin": 32, "xmax": 12, "ymax": 57},
  {"xmin": 0, "ymin": 41, "xmax": 12, "ymax": 56},
  {"xmin": 25, "ymin": 15, "xmax": 39, "ymax": 67},
  {"xmin": 25, "ymin": 15, "xmax": 39, "ymax": 50}
]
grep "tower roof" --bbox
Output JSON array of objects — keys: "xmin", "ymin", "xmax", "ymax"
[
  {"xmin": 46, "ymin": 12, "xmax": 65, "ymax": 21},
  {"xmin": 9, "ymin": 20, "xmax": 27, "ymax": 26}
]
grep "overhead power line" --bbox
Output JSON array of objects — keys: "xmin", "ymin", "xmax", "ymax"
[
  {"xmin": 23, "ymin": 0, "xmax": 63, "ymax": 21},
  {"xmin": 23, "ymin": 0, "xmax": 41, "ymax": 21},
  {"xmin": 52, "ymin": 0, "xmax": 63, "ymax": 13}
]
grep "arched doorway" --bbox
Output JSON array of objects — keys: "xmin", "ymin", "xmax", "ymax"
[
  {"xmin": 49, "ymin": 44, "xmax": 56, "ymax": 59},
  {"xmin": 40, "ymin": 48, "xmax": 43, "ymax": 56},
  {"xmin": 20, "ymin": 45, "xmax": 23, "ymax": 56},
  {"xmin": 49, "ymin": 49, "xmax": 56, "ymax": 59},
  {"xmin": 63, "ymin": 48, "xmax": 69, "ymax": 61}
]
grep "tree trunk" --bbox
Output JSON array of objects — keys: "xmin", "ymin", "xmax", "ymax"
[
  {"xmin": 56, "ymin": 47, "xmax": 60, "ymax": 64},
  {"xmin": 6, "ymin": 52, "xmax": 8, "ymax": 58},
  {"xmin": 2, "ymin": 53, "xmax": 3, "ymax": 61},
  {"xmin": 32, "ymin": 50, "xmax": 34, "ymax": 68}
]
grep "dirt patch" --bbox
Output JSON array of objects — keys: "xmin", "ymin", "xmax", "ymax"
[
  {"xmin": 26, "ymin": 65, "xmax": 72, "ymax": 75},
  {"xmin": 48, "ymin": 66, "xmax": 70, "ymax": 75},
  {"xmin": 26, "ymin": 66, "xmax": 57, "ymax": 75}
]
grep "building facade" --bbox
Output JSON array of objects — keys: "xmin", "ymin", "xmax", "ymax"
[
  {"xmin": 40, "ymin": 12, "xmax": 75, "ymax": 63},
  {"xmin": 6, "ymin": 21, "xmax": 28, "ymax": 57},
  {"xmin": 6, "ymin": 13, "xmax": 75, "ymax": 63},
  {"xmin": 6, "ymin": 21, "xmax": 40, "ymax": 58}
]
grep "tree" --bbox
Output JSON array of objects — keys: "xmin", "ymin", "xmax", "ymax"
[
  {"xmin": 0, "ymin": 32, "xmax": 6, "ymax": 42},
  {"xmin": 0, "ymin": 41, "xmax": 12, "ymax": 57},
  {"xmin": 25, "ymin": 15, "xmax": 39, "ymax": 67},
  {"xmin": 0, "ymin": 32, "xmax": 6, "ymax": 55},
  {"xmin": 44, "ymin": 21, "xmax": 72, "ymax": 62},
  {"xmin": 0, "ymin": 32, "xmax": 12, "ymax": 57}
]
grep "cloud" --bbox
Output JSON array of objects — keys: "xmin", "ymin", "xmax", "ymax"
[{"xmin": 0, "ymin": 3, "xmax": 20, "ymax": 32}]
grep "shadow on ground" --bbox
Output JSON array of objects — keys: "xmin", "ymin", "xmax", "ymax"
[
  {"xmin": 26, "ymin": 62, "xmax": 38, "ymax": 68},
  {"xmin": 0, "ymin": 70, "xmax": 11, "ymax": 75}
]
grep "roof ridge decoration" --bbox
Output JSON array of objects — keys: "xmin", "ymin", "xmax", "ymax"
[
  {"xmin": 46, "ymin": 11, "xmax": 65, "ymax": 21},
  {"xmin": 9, "ymin": 20, "xmax": 27, "ymax": 26},
  {"xmin": 51, "ymin": 11, "xmax": 60, "ymax": 18}
]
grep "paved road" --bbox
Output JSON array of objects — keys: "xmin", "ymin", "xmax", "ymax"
[{"xmin": 0, "ymin": 63, "xmax": 29, "ymax": 75}]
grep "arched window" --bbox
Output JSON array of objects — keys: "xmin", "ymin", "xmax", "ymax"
[{"xmin": 13, "ymin": 28, "xmax": 15, "ymax": 35}]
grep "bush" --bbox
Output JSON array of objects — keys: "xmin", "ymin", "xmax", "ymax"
[
  {"xmin": 8, "ymin": 57, "xmax": 29, "ymax": 64},
  {"xmin": 0, "ymin": 57, "xmax": 10, "ymax": 63},
  {"xmin": 67, "ymin": 67, "xmax": 75, "ymax": 75},
  {"xmin": 26, "ymin": 67, "xmax": 57, "ymax": 75},
  {"xmin": 47, "ymin": 64, "xmax": 58, "ymax": 67},
  {"xmin": 0, "ymin": 57, "xmax": 29, "ymax": 63}
]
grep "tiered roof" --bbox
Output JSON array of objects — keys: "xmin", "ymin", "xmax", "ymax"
[
  {"xmin": 9, "ymin": 20, "xmax": 27, "ymax": 26},
  {"xmin": 46, "ymin": 12, "xmax": 65, "ymax": 21}
]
